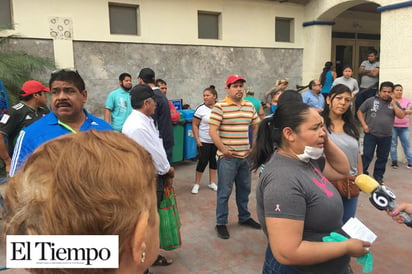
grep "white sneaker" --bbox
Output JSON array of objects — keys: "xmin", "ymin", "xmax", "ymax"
[
  {"xmin": 208, "ymin": 182, "xmax": 218, "ymax": 191},
  {"xmin": 191, "ymin": 184, "xmax": 200, "ymax": 194}
]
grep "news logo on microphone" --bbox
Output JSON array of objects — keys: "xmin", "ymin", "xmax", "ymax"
[{"xmin": 355, "ymin": 174, "xmax": 412, "ymax": 228}]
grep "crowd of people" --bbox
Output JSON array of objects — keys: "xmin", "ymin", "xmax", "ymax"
[{"xmin": 2, "ymin": 46, "xmax": 412, "ymax": 273}]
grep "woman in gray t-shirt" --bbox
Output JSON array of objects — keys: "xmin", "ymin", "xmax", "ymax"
[
  {"xmin": 251, "ymin": 102, "xmax": 370, "ymax": 274},
  {"xmin": 322, "ymin": 84, "xmax": 362, "ymax": 224}
]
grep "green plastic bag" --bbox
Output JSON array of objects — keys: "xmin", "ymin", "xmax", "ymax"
[
  {"xmin": 159, "ymin": 186, "xmax": 182, "ymax": 250},
  {"xmin": 322, "ymin": 232, "xmax": 374, "ymax": 273}
]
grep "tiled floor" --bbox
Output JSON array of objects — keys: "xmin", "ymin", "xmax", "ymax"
[{"xmin": 1, "ymin": 159, "xmax": 412, "ymax": 274}]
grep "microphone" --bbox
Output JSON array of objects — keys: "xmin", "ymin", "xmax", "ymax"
[{"xmin": 355, "ymin": 174, "xmax": 412, "ymax": 228}]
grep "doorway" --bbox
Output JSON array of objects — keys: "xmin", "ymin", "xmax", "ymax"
[{"xmin": 332, "ymin": 38, "xmax": 380, "ymax": 79}]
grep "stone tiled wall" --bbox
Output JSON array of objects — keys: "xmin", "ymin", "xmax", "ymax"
[
  {"xmin": 74, "ymin": 41, "xmax": 303, "ymax": 116},
  {"xmin": 1, "ymin": 38, "xmax": 54, "ymax": 92},
  {"xmin": 4, "ymin": 39, "xmax": 303, "ymax": 117}
]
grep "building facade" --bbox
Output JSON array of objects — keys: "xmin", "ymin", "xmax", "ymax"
[{"xmin": 0, "ymin": 0, "xmax": 411, "ymax": 116}]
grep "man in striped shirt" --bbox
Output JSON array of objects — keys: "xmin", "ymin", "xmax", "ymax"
[{"xmin": 209, "ymin": 75, "xmax": 261, "ymax": 239}]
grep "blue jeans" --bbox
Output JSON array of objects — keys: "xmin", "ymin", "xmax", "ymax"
[
  {"xmin": 362, "ymin": 133, "xmax": 392, "ymax": 182},
  {"xmin": 263, "ymin": 246, "xmax": 299, "ymax": 274},
  {"xmin": 390, "ymin": 127, "xmax": 412, "ymax": 165},
  {"xmin": 342, "ymin": 196, "xmax": 358, "ymax": 224},
  {"xmin": 216, "ymin": 157, "xmax": 251, "ymax": 225}
]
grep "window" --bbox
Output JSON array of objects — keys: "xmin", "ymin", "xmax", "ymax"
[
  {"xmin": 0, "ymin": 0, "xmax": 12, "ymax": 28},
  {"xmin": 198, "ymin": 11, "xmax": 220, "ymax": 39},
  {"xmin": 275, "ymin": 17, "xmax": 294, "ymax": 42},
  {"xmin": 109, "ymin": 3, "xmax": 139, "ymax": 35}
]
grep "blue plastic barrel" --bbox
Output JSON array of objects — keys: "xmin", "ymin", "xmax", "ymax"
[{"xmin": 180, "ymin": 110, "xmax": 197, "ymax": 159}]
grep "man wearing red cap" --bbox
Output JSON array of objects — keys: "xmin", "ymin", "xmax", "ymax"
[
  {"xmin": 9, "ymin": 70, "xmax": 112, "ymax": 176},
  {"xmin": 0, "ymin": 80, "xmax": 50, "ymax": 173},
  {"xmin": 209, "ymin": 75, "xmax": 261, "ymax": 239}
]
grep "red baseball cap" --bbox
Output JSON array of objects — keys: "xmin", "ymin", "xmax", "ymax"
[
  {"xmin": 21, "ymin": 80, "xmax": 50, "ymax": 97},
  {"xmin": 226, "ymin": 75, "xmax": 246, "ymax": 86}
]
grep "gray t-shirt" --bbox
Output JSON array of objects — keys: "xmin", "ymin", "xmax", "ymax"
[
  {"xmin": 359, "ymin": 96, "xmax": 398, "ymax": 137},
  {"xmin": 328, "ymin": 132, "xmax": 359, "ymax": 176},
  {"xmin": 332, "ymin": 76, "xmax": 360, "ymax": 95},
  {"xmin": 360, "ymin": 60, "xmax": 379, "ymax": 89},
  {"xmin": 256, "ymin": 153, "xmax": 349, "ymax": 274}
]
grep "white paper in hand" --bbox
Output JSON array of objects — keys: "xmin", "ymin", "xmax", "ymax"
[{"xmin": 342, "ymin": 217, "xmax": 377, "ymax": 243}]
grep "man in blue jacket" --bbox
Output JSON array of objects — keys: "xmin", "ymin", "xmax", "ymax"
[{"xmin": 10, "ymin": 69, "xmax": 112, "ymax": 176}]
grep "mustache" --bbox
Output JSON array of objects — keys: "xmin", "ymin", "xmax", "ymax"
[{"xmin": 55, "ymin": 100, "xmax": 72, "ymax": 107}]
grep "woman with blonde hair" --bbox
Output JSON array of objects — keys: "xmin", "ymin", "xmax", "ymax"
[
  {"xmin": 4, "ymin": 130, "xmax": 160, "ymax": 274},
  {"xmin": 265, "ymin": 79, "xmax": 288, "ymax": 109}
]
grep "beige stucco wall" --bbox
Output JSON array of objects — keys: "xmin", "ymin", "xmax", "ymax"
[
  {"xmin": 11, "ymin": 0, "xmax": 305, "ymax": 46},
  {"xmin": 4, "ymin": 0, "xmax": 412, "ymax": 92},
  {"xmin": 7, "ymin": 0, "xmax": 306, "ymax": 68},
  {"xmin": 302, "ymin": 0, "xmax": 412, "ymax": 93},
  {"xmin": 333, "ymin": 10, "xmax": 380, "ymax": 33},
  {"xmin": 379, "ymin": 5, "xmax": 412, "ymax": 91}
]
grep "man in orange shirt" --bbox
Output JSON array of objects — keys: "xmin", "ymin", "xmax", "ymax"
[{"xmin": 209, "ymin": 75, "xmax": 261, "ymax": 239}]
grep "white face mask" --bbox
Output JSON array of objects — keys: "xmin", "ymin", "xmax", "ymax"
[{"xmin": 296, "ymin": 146, "xmax": 324, "ymax": 162}]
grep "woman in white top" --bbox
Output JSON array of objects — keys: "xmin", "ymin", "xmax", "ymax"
[
  {"xmin": 332, "ymin": 65, "xmax": 359, "ymax": 96},
  {"xmin": 191, "ymin": 86, "xmax": 218, "ymax": 194}
]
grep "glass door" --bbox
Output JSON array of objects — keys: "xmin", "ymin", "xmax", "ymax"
[
  {"xmin": 332, "ymin": 38, "xmax": 380, "ymax": 78},
  {"xmin": 332, "ymin": 39, "xmax": 355, "ymax": 77}
]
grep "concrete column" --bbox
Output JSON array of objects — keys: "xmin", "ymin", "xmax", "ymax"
[
  {"xmin": 379, "ymin": 4, "xmax": 412, "ymax": 164},
  {"xmin": 49, "ymin": 16, "xmax": 75, "ymax": 69},
  {"xmin": 379, "ymin": 6, "xmax": 412, "ymax": 93},
  {"xmin": 302, "ymin": 24, "xmax": 333, "ymax": 85},
  {"xmin": 53, "ymin": 39, "xmax": 75, "ymax": 69}
]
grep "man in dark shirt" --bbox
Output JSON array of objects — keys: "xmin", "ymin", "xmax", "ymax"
[
  {"xmin": 357, "ymin": 81, "xmax": 405, "ymax": 184},
  {"xmin": 138, "ymin": 68, "xmax": 174, "ymax": 163},
  {"xmin": 0, "ymin": 80, "xmax": 50, "ymax": 173},
  {"xmin": 137, "ymin": 68, "xmax": 174, "ymax": 269}
]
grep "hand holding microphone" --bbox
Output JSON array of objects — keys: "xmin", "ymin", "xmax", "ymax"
[
  {"xmin": 391, "ymin": 203, "xmax": 412, "ymax": 224},
  {"xmin": 354, "ymin": 174, "xmax": 412, "ymax": 228}
]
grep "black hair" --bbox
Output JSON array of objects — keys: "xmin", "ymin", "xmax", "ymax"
[
  {"xmin": 342, "ymin": 65, "xmax": 353, "ymax": 71},
  {"xmin": 321, "ymin": 84, "xmax": 359, "ymax": 140},
  {"xmin": 131, "ymin": 97, "xmax": 150, "ymax": 109},
  {"xmin": 251, "ymin": 102, "xmax": 311, "ymax": 171},
  {"xmin": 308, "ymin": 80, "xmax": 318, "ymax": 90},
  {"xmin": 119, "ymin": 73, "xmax": 131, "ymax": 81},
  {"xmin": 204, "ymin": 86, "xmax": 218, "ymax": 99},
  {"xmin": 379, "ymin": 81, "xmax": 394, "ymax": 91},
  {"xmin": 320, "ymin": 61, "xmax": 333, "ymax": 86},
  {"xmin": 367, "ymin": 48, "xmax": 378, "ymax": 56},
  {"xmin": 19, "ymin": 92, "xmax": 34, "ymax": 101},
  {"xmin": 277, "ymin": 89, "xmax": 302, "ymax": 106},
  {"xmin": 155, "ymin": 78, "xmax": 167, "ymax": 86},
  {"xmin": 49, "ymin": 69, "xmax": 85, "ymax": 92},
  {"xmin": 393, "ymin": 84, "xmax": 403, "ymax": 89}
]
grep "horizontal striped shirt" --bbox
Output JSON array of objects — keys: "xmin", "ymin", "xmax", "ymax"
[{"xmin": 209, "ymin": 96, "xmax": 258, "ymax": 158}]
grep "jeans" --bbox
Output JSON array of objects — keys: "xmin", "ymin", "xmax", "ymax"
[
  {"xmin": 263, "ymin": 246, "xmax": 299, "ymax": 274},
  {"xmin": 362, "ymin": 133, "xmax": 392, "ymax": 182},
  {"xmin": 390, "ymin": 127, "xmax": 412, "ymax": 165},
  {"xmin": 342, "ymin": 196, "xmax": 359, "ymax": 224},
  {"xmin": 216, "ymin": 157, "xmax": 251, "ymax": 225}
]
